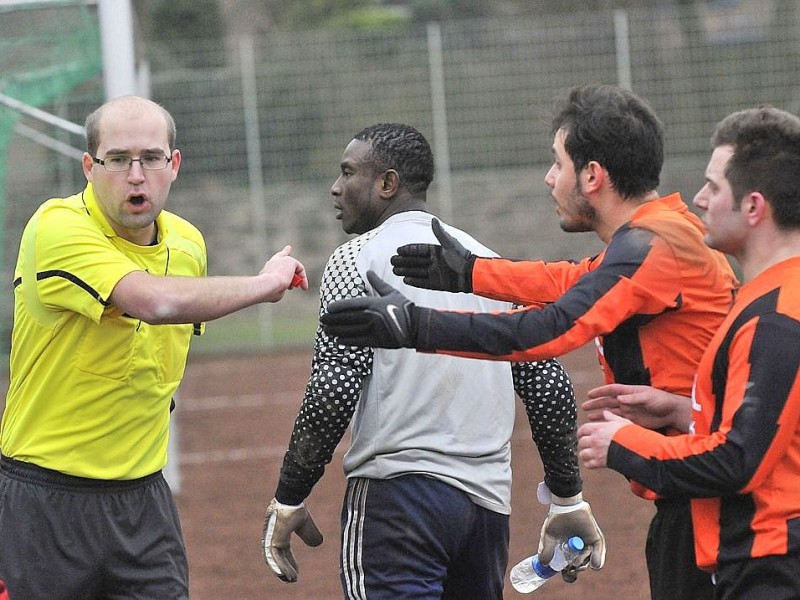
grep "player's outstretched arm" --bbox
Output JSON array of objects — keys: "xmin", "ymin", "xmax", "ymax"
[
  {"xmin": 583, "ymin": 383, "xmax": 692, "ymax": 432},
  {"xmin": 111, "ymin": 245, "xmax": 306, "ymax": 324},
  {"xmin": 391, "ymin": 218, "xmax": 476, "ymax": 292},
  {"xmin": 321, "ymin": 271, "xmax": 419, "ymax": 348}
]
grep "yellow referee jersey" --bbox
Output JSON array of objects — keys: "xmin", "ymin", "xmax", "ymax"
[{"xmin": 1, "ymin": 183, "xmax": 206, "ymax": 479}]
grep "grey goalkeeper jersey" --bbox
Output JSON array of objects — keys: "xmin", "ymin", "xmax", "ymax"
[{"xmin": 275, "ymin": 211, "xmax": 580, "ymax": 513}]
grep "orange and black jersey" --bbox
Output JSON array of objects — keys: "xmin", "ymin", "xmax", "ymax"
[
  {"xmin": 415, "ymin": 194, "xmax": 737, "ymax": 399},
  {"xmin": 609, "ymin": 258, "xmax": 800, "ymax": 571}
]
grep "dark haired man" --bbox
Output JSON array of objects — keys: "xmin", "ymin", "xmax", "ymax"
[
  {"xmin": 321, "ymin": 86, "xmax": 739, "ymax": 599},
  {"xmin": 262, "ymin": 123, "xmax": 605, "ymax": 598},
  {"xmin": 579, "ymin": 106, "xmax": 800, "ymax": 600}
]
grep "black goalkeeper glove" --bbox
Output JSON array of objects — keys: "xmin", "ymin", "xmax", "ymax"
[
  {"xmin": 390, "ymin": 218, "xmax": 476, "ymax": 293},
  {"xmin": 320, "ymin": 271, "xmax": 419, "ymax": 348}
]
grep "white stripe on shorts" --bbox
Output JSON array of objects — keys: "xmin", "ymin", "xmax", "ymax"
[{"xmin": 341, "ymin": 478, "xmax": 369, "ymax": 600}]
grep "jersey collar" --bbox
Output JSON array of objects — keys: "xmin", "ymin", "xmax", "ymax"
[{"xmin": 81, "ymin": 182, "xmax": 169, "ymax": 244}]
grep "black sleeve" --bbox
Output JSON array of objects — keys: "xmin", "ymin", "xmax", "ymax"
[
  {"xmin": 275, "ymin": 241, "xmax": 372, "ymax": 505},
  {"xmin": 416, "ymin": 226, "xmax": 670, "ymax": 361},
  {"xmin": 512, "ymin": 358, "xmax": 582, "ymax": 498}
]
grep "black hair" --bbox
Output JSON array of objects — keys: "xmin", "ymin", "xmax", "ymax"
[
  {"xmin": 712, "ymin": 105, "xmax": 800, "ymax": 229},
  {"xmin": 552, "ymin": 84, "xmax": 664, "ymax": 199},
  {"xmin": 353, "ymin": 123, "xmax": 434, "ymax": 196}
]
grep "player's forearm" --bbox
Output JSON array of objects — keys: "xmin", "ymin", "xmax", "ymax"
[
  {"xmin": 416, "ymin": 304, "xmax": 587, "ymax": 363},
  {"xmin": 112, "ymin": 270, "xmax": 289, "ymax": 324},
  {"xmin": 274, "ymin": 397, "xmax": 357, "ymax": 504},
  {"xmin": 472, "ymin": 256, "xmax": 586, "ymax": 305},
  {"xmin": 275, "ymin": 346, "xmax": 369, "ymax": 504},
  {"xmin": 513, "ymin": 360, "xmax": 582, "ymax": 497},
  {"xmin": 275, "ymin": 451, "xmax": 326, "ymax": 505},
  {"xmin": 539, "ymin": 437, "xmax": 582, "ymax": 498},
  {"xmin": 275, "ymin": 399, "xmax": 350, "ymax": 504}
]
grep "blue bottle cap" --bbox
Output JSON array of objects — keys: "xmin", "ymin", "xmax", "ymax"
[
  {"xmin": 567, "ymin": 536, "xmax": 585, "ymax": 552},
  {"xmin": 531, "ymin": 555, "xmax": 558, "ymax": 579}
]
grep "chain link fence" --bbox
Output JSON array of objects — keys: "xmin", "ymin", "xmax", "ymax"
[{"xmin": 3, "ymin": 1, "xmax": 799, "ymax": 359}]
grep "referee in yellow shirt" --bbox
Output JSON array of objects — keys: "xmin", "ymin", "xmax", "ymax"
[{"xmin": 0, "ymin": 96, "xmax": 307, "ymax": 599}]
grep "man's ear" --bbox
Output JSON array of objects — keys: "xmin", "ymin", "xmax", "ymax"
[
  {"xmin": 582, "ymin": 161, "xmax": 606, "ymax": 193},
  {"xmin": 743, "ymin": 192, "xmax": 768, "ymax": 225},
  {"xmin": 379, "ymin": 169, "xmax": 401, "ymax": 198},
  {"xmin": 82, "ymin": 152, "xmax": 95, "ymax": 181}
]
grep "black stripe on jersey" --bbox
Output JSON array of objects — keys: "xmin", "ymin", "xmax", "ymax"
[
  {"xmin": 13, "ymin": 276, "xmax": 21, "ymax": 288},
  {"xmin": 36, "ymin": 270, "xmax": 109, "ymax": 306},
  {"xmin": 789, "ymin": 518, "xmax": 800, "ymax": 554},
  {"xmin": 718, "ymin": 496, "xmax": 758, "ymax": 565},
  {"xmin": 603, "ymin": 293, "xmax": 682, "ymax": 387},
  {"xmin": 421, "ymin": 224, "xmax": 658, "ymax": 355},
  {"xmin": 710, "ymin": 289, "xmax": 779, "ymax": 432},
  {"xmin": 715, "ymin": 290, "xmax": 800, "ymax": 563},
  {"xmin": 612, "ymin": 286, "xmax": 800, "ymax": 564}
]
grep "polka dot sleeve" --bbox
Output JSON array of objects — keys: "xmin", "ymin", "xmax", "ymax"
[
  {"xmin": 512, "ymin": 358, "xmax": 583, "ymax": 498},
  {"xmin": 275, "ymin": 234, "xmax": 376, "ymax": 505}
]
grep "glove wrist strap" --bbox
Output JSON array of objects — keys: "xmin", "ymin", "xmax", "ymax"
[
  {"xmin": 271, "ymin": 498, "xmax": 304, "ymax": 510},
  {"xmin": 462, "ymin": 255, "xmax": 476, "ymax": 292},
  {"xmin": 537, "ymin": 481, "xmax": 583, "ymax": 506}
]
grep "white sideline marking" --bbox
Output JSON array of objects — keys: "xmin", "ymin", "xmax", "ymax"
[
  {"xmin": 176, "ymin": 392, "xmax": 305, "ymax": 464},
  {"xmin": 178, "ymin": 392, "xmax": 299, "ymax": 411},
  {"xmin": 180, "ymin": 445, "xmax": 287, "ymax": 465}
]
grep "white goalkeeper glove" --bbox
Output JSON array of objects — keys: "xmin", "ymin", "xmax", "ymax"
[
  {"xmin": 262, "ymin": 498, "xmax": 323, "ymax": 583},
  {"xmin": 537, "ymin": 482, "xmax": 606, "ymax": 583}
]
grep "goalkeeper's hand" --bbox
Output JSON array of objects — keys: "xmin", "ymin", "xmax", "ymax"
[
  {"xmin": 320, "ymin": 271, "xmax": 419, "ymax": 349},
  {"xmin": 262, "ymin": 498, "xmax": 323, "ymax": 583},
  {"xmin": 537, "ymin": 482, "xmax": 606, "ymax": 583},
  {"xmin": 391, "ymin": 218, "xmax": 476, "ymax": 293}
]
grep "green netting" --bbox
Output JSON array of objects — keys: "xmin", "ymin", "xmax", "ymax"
[{"xmin": 1, "ymin": 1, "xmax": 102, "ymax": 358}]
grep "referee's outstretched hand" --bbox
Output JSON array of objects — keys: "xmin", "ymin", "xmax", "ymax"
[
  {"xmin": 321, "ymin": 271, "xmax": 419, "ymax": 349},
  {"xmin": 391, "ymin": 218, "xmax": 476, "ymax": 293}
]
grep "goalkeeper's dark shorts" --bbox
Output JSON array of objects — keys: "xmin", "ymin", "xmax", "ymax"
[
  {"xmin": 340, "ymin": 474, "xmax": 509, "ymax": 600},
  {"xmin": 0, "ymin": 455, "xmax": 188, "ymax": 600}
]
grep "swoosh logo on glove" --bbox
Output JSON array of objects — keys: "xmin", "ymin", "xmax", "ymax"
[{"xmin": 386, "ymin": 304, "xmax": 404, "ymax": 336}]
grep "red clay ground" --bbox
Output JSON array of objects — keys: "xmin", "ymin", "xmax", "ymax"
[{"xmin": 174, "ymin": 344, "xmax": 653, "ymax": 599}]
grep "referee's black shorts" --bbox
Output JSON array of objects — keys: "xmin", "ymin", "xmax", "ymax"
[{"xmin": 0, "ymin": 455, "xmax": 188, "ymax": 600}]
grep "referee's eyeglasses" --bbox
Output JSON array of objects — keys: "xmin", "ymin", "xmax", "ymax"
[{"xmin": 92, "ymin": 154, "xmax": 172, "ymax": 172}]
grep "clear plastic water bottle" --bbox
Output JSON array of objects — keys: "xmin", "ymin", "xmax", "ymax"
[{"xmin": 509, "ymin": 536, "xmax": 585, "ymax": 594}]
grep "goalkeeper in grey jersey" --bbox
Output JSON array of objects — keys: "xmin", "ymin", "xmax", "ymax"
[{"xmin": 261, "ymin": 123, "xmax": 605, "ymax": 599}]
